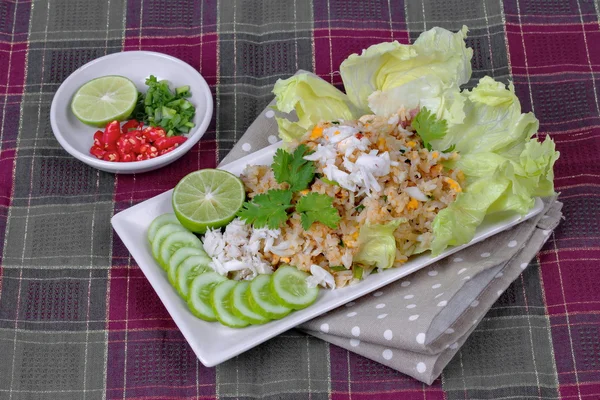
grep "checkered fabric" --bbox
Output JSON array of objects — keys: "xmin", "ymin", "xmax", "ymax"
[{"xmin": 0, "ymin": 0, "xmax": 598, "ymax": 398}]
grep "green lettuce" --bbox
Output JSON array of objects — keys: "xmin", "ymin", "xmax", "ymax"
[
  {"xmin": 269, "ymin": 26, "xmax": 559, "ymax": 258},
  {"xmin": 342, "ymin": 26, "xmax": 472, "ymax": 116},
  {"xmin": 429, "ymin": 78, "xmax": 559, "ymax": 254},
  {"xmin": 272, "ymin": 74, "xmax": 358, "ymax": 141},
  {"xmin": 354, "ymin": 220, "xmax": 404, "ymax": 269}
]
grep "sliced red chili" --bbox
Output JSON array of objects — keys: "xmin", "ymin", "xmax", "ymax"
[
  {"xmin": 143, "ymin": 127, "xmax": 166, "ymax": 142},
  {"xmin": 117, "ymin": 136, "xmax": 133, "ymax": 154},
  {"xmin": 136, "ymin": 153, "xmax": 151, "ymax": 161},
  {"xmin": 154, "ymin": 136, "xmax": 187, "ymax": 151},
  {"xmin": 159, "ymin": 146, "xmax": 176, "ymax": 155},
  {"xmin": 123, "ymin": 132, "xmax": 144, "ymax": 153},
  {"xmin": 103, "ymin": 121, "xmax": 121, "ymax": 150},
  {"xmin": 93, "ymin": 131, "xmax": 104, "ymax": 147},
  {"xmin": 90, "ymin": 145, "xmax": 105, "ymax": 159},
  {"xmin": 103, "ymin": 150, "xmax": 120, "ymax": 162},
  {"xmin": 121, "ymin": 120, "xmax": 139, "ymax": 134},
  {"xmin": 120, "ymin": 152, "xmax": 135, "ymax": 162}
]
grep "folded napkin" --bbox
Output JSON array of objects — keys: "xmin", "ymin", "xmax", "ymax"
[{"xmin": 218, "ymin": 95, "xmax": 563, "ymax": 385}]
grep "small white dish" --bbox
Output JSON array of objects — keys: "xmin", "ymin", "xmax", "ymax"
[
  {"xmin": 111, "ymin": 142, "xmax": 544, "ymax": 367},
  {"xmin": 50, "ymin": 51, "xmax": 213, "ymax": 174}
]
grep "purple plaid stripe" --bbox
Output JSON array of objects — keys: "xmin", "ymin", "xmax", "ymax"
[{"xmin": 0, "ymin": 0, "xmax": 600, "ymax": 398}]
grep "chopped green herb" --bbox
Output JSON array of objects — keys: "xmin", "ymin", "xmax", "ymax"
[
  {"xmin": 442, "ymin": 144, "xmax": 456, "ymax": 153},
  {"xmin": 329, "ymin": 265, "xmax": 348, "ymax": 272},
  {"xmin": 320, "ymin": 176, "xmax": 339, "ymax": 186},
  {"xmin": 412, "ymin": 107, "xmax": 448, "ymax": 150},
  {"xmin": 339, "ymin": 239, "xmax": 345, "ymax": 247},
  {"xmin": 133, "ymin": 75, "xmax": 196, "ymax": 135},
  {"xmin": 237, "ymin": 189, "xmax": 293, "ymax": 229},
  {"xmin": 296, "ymin": 192, "xmax": 341, "ymax": 230},
  {"xmin": 331, "ymin": 121, "xmax": 340, "ymax": 125},
  {"xmin": 272, "ymin": 144, "xmax": 316, "ymax": 192},
  {"xmin": 355, "ymin": 204, "xmax": 365, "ymax": 213}
]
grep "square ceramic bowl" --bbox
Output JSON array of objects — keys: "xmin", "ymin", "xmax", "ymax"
[{"xmin": 50, "ymin": 51, "xmax": 213, "ymax": 174}]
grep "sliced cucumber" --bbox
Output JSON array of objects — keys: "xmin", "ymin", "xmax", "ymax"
[
  {"xmin": 147, "ymin": 213, "xmax": 180, "ymax": 243},
  {"xmin": 211, "ymin": 281, "xmax": 250, "ymax": 328},
  {"xmin": 248, "ymin": 275, "xmax": 291, "ymax": 320},
  {"xmin": 270, "ymin": 265, "xmax": 319, "ymax": 310},
  {"xmin": 187, "ymin": 272, "xmax": 227, "ymax": 321},
  {"xmin": 158, "ymin": 230, "xmax": 202, "ymax": 269},
  {"xmin": 176, "ymin": 255, "xmax": 213, "ymax": 299},
  {"xmin": 151, "ymin": 224, "xmax": 188, "ymax": 267},
  {"xmin": 168, "ymin": 247, "xmax": 207, "ymax": 286},
  {"xmin": 230, "ymin": 281, "xmax": 270, "ymax": 325}
]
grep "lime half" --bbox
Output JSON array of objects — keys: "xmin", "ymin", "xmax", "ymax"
[
  {"xmin": 172, "ymin": 169, "xmax": 246, "ymax": 233},
  {"xmin": 71, "ymin": 75, "xmax": 138, "ymax": 127}
]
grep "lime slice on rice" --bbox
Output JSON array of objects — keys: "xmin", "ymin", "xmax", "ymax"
[
  {"xmin": 172, "ymin": 169, "xmax": 245, "ymax": 233},
  {"xmin": 71, "ymin": 75, "xmax": 138, "ymax": 127}
]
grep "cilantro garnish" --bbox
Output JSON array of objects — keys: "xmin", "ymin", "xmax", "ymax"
[
  {"xmin": 272, "ymin": 144, "xmax": 315, "ymax": 191},
  {"xmin": 237, "ymin": 189, "xmax": 293, "ymax": 229},
  {"xmin": 412, "ymin": 107, "xmax": 448, "ymax": 151},
  {"xmin": 296, "ymin": 193, "xmax": 341, "ymax": 230}
]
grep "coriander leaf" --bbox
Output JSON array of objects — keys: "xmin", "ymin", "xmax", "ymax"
[
  {"xmin": 272, "ymin": 144, "xmax": 316, "ymax": 191},
  {"xmin": 236, "ymin": 189, "xmax": 293, "ymax": 229},
  {"xmin": 412, "ymin": 107, "xmax": 448, "ymax": 150},
  {"xmin": 296, "ymin": 192, "xmax": 341, "ymax": 230}
]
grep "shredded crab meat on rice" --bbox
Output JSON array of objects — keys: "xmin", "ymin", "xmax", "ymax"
[{"xmin": 207, "ymin": 109, "xmax": 464, "ymax": 288}]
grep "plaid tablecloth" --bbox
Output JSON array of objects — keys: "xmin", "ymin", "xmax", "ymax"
[{"xmin": 0, "ymin": 0, "xmax": 598, "ymax": 399}]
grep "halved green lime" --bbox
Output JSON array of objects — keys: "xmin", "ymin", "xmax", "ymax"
[
  {"xmin": 71, "ymin": 75, "xmax": 138, "ymax": 127},
  {"xmin": 172, "ymin": 169, "xmax": 246, "ymax": 233},
  {"xmin": 270, "ymin": 265, "xmax": 319, "ymax": 310}
]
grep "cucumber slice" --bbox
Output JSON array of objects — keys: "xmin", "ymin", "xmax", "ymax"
[
  {"xmin": 230, "ymin": 281, "xmax": 270, "ymax": 325},
  {"xmin": 151, "ymin": 224, "xmax": 188, "ymax": 267},
  {"xmin": 158, "ymin": 230, "xmax": 202, "ymax": 269},
  {"xmin": 270, "ymin": 265, "xmax": 319, "ymax": 310},
  {"xmin": 248, "ymin": 275, "xmax": 291, "ymax": 320},
  {"xmin": 176, "ymin": 255, "xmax": 213, "ymax": 299},
  {"xmin": 147, "ymin": 213, "xmax": 180, "ymax": 243},
  {"xmin": 168, "ymin": 247, "xmax": 207, "ymax": 286},
  {"xmin": 211, "ymin": 281, "xmax": 250, "ymax": 328},
  {"xmin": 187, "ymin": 272, "xmax": 227, "ymax": 321}
]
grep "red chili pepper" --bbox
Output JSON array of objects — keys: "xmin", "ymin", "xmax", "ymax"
[
  {"xmin": 120, "ymin": 152, "xmax": 135, "ymax": 162},
  {"xmin": 159, "ymin": 146, "xmax": 177, "ymax": 155},
  {"xmin": 103, "ymin": 121, "xmax": 121, "ymax": 150},
  {"xmin": 123, "ymin": 132, "xmax": 144, "ymax": 153},
  {"xmin": 143, "ymin": 127, "xmax": 166, "ymax": 142},
  {"xmin": 103, "ymin": 150, "xmax": 120, "ymax": 162},
  {"xmin": 136, "ymin": 153, "xmax": 151, "ymax": 161},
  {"xmin": 90, "ymin": 145, "xmax": 106, "ymax": 159},
  {"xmin": 154, "ymin": 136, "xmax": 187, "ymax": 151},
  {"xmin": 121, "ymin": 120, "xmax": 139, "ymax": 134},
  {"xmin": 117, "ymin": 136, "xmax": 133, "ymax": 154},
  {"xmin": 93, "ymin": 131, "xmax": 104, "ymax": 147}
]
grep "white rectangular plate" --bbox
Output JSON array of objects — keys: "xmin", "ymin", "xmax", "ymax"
[{"xmin": 111, "ymin": 142, "xmax": 543, "ymax": 367}]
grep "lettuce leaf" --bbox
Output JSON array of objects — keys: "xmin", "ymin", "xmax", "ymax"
[
  {"xmin": 354, "ymin": 220, "xmax": 404, "ymax": 269},
  {"xmin": 272, "ymin": 74, "xmax": 358, "ymax": 142},
  {"xmin": 430, "ymin": 77, "xmax": 559, "ymax": 254},
  {"xmin": 342, "ymin": 26, "xmax": 473, "ymax": 116}
]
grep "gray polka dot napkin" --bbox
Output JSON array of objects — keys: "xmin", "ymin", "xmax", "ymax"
[{"xmin": 217, "ymin": 79, "xmax": 563, "ymax": 385}]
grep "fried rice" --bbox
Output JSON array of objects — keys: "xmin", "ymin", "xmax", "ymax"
[{"xmin": 204, "ymin": 108, "xmax": 464, "ymax": 288}]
